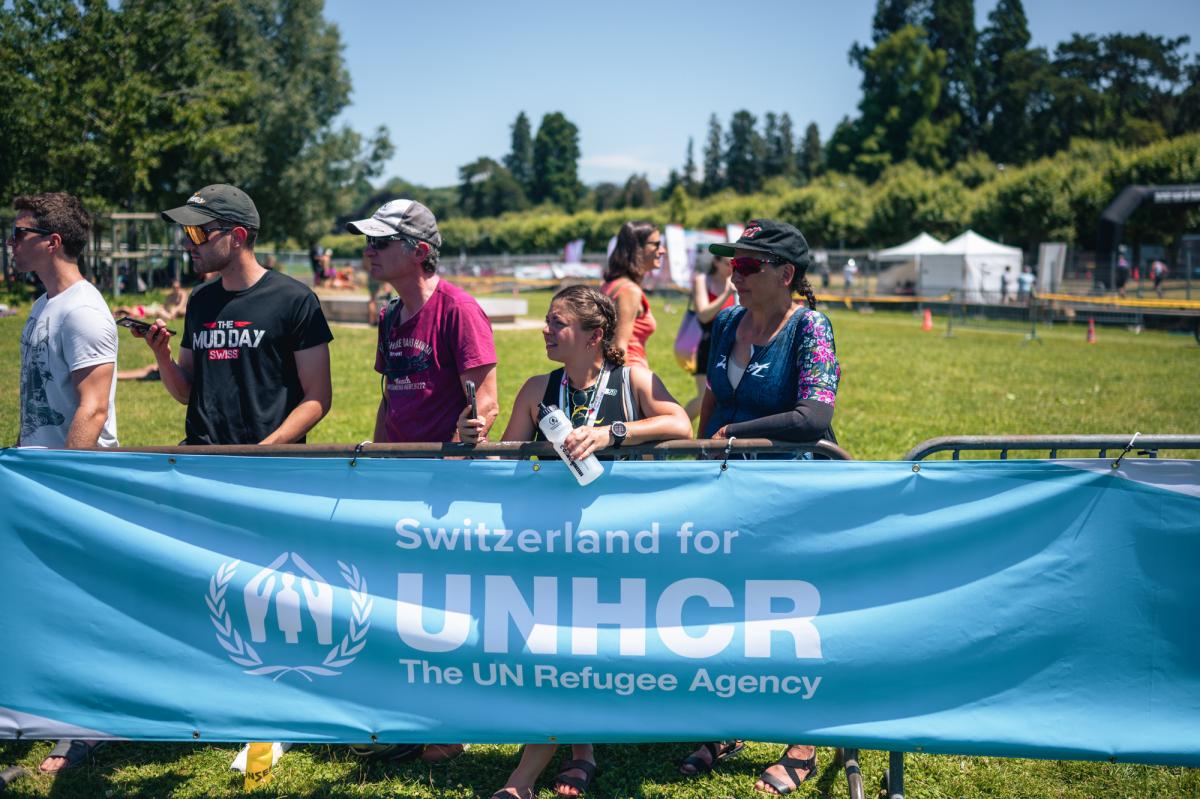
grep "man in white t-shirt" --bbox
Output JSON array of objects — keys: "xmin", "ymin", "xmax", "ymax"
[{"xmin": 13, "ymin": 192, "xmax": 117, "ymax": 450}]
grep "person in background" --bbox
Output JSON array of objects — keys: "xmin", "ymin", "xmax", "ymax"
[
  {"xmin": 364, "ymin": 250, "xmax": 388, "ymax": 325},
  {"xmin": 690, "ymin": 219, "xmax": 840, "ymax": 796},
  {"xmin": 10, "ymin": 192, "xmax": 117, "ymax": 774},
  {"xmin": 842, "ymin": 257, "xmax": 858, "ymax": 292},
  {"xmin": 602, "ymin": 220, "xmax": 662, "ymax": 369},
  {"xmin": 478, "ymin": 285, "xmax": 690, "ymax": 799},
  {"xmin": 1017, "ymin": 265, "xmax": 1035, "ymax": 303},
  {"xmin": 1152, "ymin": 259, "xmax": 1168, "ymax": 298},
  {"xmin": 309, "ymin": 241, "xmax": 329, "ymax": 286},
  {"xmin": 684, "ymin": 252, "xmax": 736, "ymax": 420}
]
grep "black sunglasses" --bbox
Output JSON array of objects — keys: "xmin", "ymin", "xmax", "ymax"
[
  {"xmin": 10, "ymin": 225, "xmax": 52, "ymax": 242},
  {"xmin": 367, "ymin": 234, "xmax": 418, "ymax": 251}
]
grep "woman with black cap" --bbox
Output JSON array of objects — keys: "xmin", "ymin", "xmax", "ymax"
[{"xmin": 682, "ymin": 218, "xmax": 840, "ymax": 796}]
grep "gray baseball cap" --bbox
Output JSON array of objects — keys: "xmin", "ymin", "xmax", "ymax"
[
  {"xmin": 346, "ymin": 199, "xmax": 442, "ymax": 248},
  {"xmin": 161, "ymin": 184, "xmax": 260, "ymax": 229}
]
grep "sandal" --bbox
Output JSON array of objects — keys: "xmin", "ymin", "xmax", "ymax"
[
  {"xmin": 553, "ymin": 758, "xmax": 597, "ymax": 797},
  {"xmin": 755, "ymin": 748, "xmax": 817, "ymax": 796},
  {"xmin": 679, "ymin": 740, "xmax": 745, "ymax": 776},
  {"xmin": 38, "ymin": 739, "xmax": 105, "ymax": 773}
]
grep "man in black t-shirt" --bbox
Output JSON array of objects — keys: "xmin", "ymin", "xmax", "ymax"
[{"xmin": 133, "ymin": 184, "xmax": 333, "ymax": 444}]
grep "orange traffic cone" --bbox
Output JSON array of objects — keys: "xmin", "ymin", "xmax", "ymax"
[
  {"xmin": 921, "ymin": 308, "xmax": 933, "ymax": 332},
  {"xmin": 1086, "ymin": 318, "xmax": 1097, "ymax": 344}
]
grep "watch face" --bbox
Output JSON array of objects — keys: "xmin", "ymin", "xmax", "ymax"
[{"xmin": 611, "ymin": 421, "xmax": 628, "ymax": 437}]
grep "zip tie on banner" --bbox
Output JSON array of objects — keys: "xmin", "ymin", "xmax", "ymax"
[
  {"xmin": 1112, "ymin": 431, "xmax": 1140, "ymax": 470},
  {"xmin": 350, "ymin": 440, "xmax": 371, "ymax": 468},
  {"xmin": 720, "ymin": 436, "xmax": 736, "ymax": 472}
]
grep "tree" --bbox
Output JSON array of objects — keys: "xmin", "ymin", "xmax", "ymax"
[
  {"xmin": 667, "ymin": 184, "xmax": 689, "ymax": 225},
  {"xmin": 682, "ymin": 137, "xmax": 699, "ymax": 196},
  {"xmin": 871, "ymin": 0, "xmax": 927, "ymax": 44},
  {"xmin": 701, "ymin": 114, "xmax": 724, "ymax": 196},
  {"xmin": 777, "ymin": 113, "xmax": 798, "ymax": 181},
  {"xmin": 592, "ymin": 182, "xmax": 622, "ymax": 212},
  {"xmin": 458, "ymin": 157, "xmax": 528, "ymax": 218},
  {"xmin": 503, "ymin": 111, "xmax": 535, "ymax": 195},
  {"xmin": 977, "ymin": 0, "xmax": 1048, "ymax": 165},
  {"xmin": 925, "ymin": 0, "xmax": 978, "ymax": 157},
  {"xmin": 531, "ymin": 111, "xmax": 583, "ymax": 211},
  {"xmin": 762, "ymin": 112, "xmax": 797, "ymax": 183},
  {"xmin": 725, "ymin": 110, "xmax": 765, "ymax": 194},
  {"xmin": 0, "ymin": 0, "xmax": 390, "ymax": 245},
  {"xmin": 621, "ymin": 173, "xmax": 654, "ymax": 209},
  {"xmin": 847, "ymin": 25, "xmax": 953, "ymax": 180},
  {"xmin": 799, "ymin": 122, "xmax": 824, "ymax": 181}
]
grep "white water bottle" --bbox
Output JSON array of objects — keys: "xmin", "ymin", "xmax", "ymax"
[{"xmin": 537, "ymin": 403, "xmax": 603, "ymax": 486}]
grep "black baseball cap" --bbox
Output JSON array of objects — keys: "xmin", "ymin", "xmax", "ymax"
[
  {"xmin": 161, "ymin": 184, "xmax": 260, "ymax": 229},
  {"xmin": 710, "ymin": 219, "xmax": 811, "ymax": 271}
]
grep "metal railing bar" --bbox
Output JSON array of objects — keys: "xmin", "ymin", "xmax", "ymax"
[
  {"xmin": 105, "ymin": 438, "xmax": 851, "ymax": 461},
  {"xmin": 905, "ymin": 434, "xmax": 1200, "ymax": 461}
]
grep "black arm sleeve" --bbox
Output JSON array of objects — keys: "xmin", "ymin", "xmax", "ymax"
[{"xmin": 723, "ymin": 399, "xmax": 834, "ymax": 442}]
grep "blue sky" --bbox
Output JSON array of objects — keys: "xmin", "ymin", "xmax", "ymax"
[{"xmin": 325, "ymin": 0, "xmax": 1200, "ymax": 188}]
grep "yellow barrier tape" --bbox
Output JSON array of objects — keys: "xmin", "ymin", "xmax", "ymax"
[
  {"xmin": 814, "ymin": 293, "xmax": 953, "ymax": 305},
  {"xmin": 243, "ymin": 742, "xmax": 274, "ymax": 791},
  {"xmin": 1038, "ymin": 293, "xmax": 1200, "ymax": 310}
]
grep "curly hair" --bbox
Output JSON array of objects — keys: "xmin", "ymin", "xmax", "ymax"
[
  {"xmin": 550, "ymin": 285, "xmax": 625, "ymax": 366},
  {"xmin": 13, "ymin": 192, "xmax": 91, "ymax": 259}
]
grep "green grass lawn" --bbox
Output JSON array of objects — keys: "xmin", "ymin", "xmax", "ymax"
[{"xmin": 2, "ymin": 286, "xmax": 1198, "ymax": 797}]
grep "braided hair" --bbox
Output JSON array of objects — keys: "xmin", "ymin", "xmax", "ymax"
[
  {"xmin": 550, "ymin": 285, "xmax": 625, "ymax": 366},
  {"xmin": 782, "ymin": 249, "xmax": 817, "ymax": 310}
]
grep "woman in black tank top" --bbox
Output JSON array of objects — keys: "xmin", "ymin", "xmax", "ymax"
[{"xmin": 478, "ymin": 286, "xmax": 690, "ymax": 799}]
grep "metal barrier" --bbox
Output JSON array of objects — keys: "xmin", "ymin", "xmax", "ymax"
[
  {"xmin": 904, "ymin": 434, "xmax": 1200, "ymax": 461},
  {"xmin": 112, "ymin": 438, "xmax": 853, "ymax": 462}
]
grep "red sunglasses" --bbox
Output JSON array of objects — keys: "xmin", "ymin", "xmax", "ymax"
[{"xmin": 730, "ymin": 255, "xmax": 782, "ymax": 275}]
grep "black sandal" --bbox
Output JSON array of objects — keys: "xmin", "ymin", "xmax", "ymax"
[
  {"xmin": 756, "ymin": 749, "xmax": 817, "ymax": 796},
  {"xmin": 553, "ymin": 758, "xmax": 597, "ymax": 797},
  {"xmin": 679, "ymin": 740, "xmax": 745, "ymax": 776}
]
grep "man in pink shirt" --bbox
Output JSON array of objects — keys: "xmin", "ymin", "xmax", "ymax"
[{"xmin": 347, "ymin": 199, "xmax": 498, "ymax": 445}]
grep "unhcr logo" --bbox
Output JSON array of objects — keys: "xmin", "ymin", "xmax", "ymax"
[{"xmin": 207, "ymin": 552, "xmax": 372, "ymax": 680}]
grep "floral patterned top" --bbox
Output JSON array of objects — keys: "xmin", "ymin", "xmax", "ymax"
[
  {"xmin": 702, "ymin": 305, "xmax": 840, "ymax": 439},
  {"xmin": 796, "ymin": 309, "xmax": 839, "ymax": 406}
]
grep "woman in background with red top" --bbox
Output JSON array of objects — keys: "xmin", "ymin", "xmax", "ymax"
[{"xmin": 602, "ymin": 221, "xmax": 662, "ymax": 369}]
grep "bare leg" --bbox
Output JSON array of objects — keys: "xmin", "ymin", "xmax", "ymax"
[{"xmin": 492, "ymin": 743, "xmax": 559, "ymax": 799}]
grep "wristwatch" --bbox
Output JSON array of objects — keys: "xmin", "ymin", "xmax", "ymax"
[{"xmin": 609, "ymin": 421, "xmax": 628, "ymax": 449}]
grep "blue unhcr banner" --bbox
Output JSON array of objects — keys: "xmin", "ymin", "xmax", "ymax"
[{"xmin": 0, "ymin": 449, "xmax": 1197, "ymax": 766}]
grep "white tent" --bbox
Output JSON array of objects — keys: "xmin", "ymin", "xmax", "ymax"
[
  {"xmin": 873, "ymin": 232, "xmax": 946, "ymax": 294},
  {"xmin": 919, "ymin": 230, "xmax": 1023, "ymax": 303},
  {"xmin": 875, "ymin": 232, "xmax": 947, "ymax": 261}
]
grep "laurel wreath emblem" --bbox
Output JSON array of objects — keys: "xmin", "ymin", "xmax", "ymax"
[{"xmin": 207, "ymin": 559, "xmax": 373, "ymax": 681}]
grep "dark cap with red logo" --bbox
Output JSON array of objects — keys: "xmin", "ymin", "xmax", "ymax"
[
  {"xmin": 161, "ymin": 184, "xmax": 260, "ymax": 230},
  {"xmin": 710, "ymin": 218, "xmax": 811, "ymax": 271}
]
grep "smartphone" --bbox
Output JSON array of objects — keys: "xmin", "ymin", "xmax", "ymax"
[
  {"xmin": 116, "ymin": 316, "xmax": 177, "ymax": 336},
  {"xmin": 465, "ymin": 380, "xmax": 477, "ymax": 420}
]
